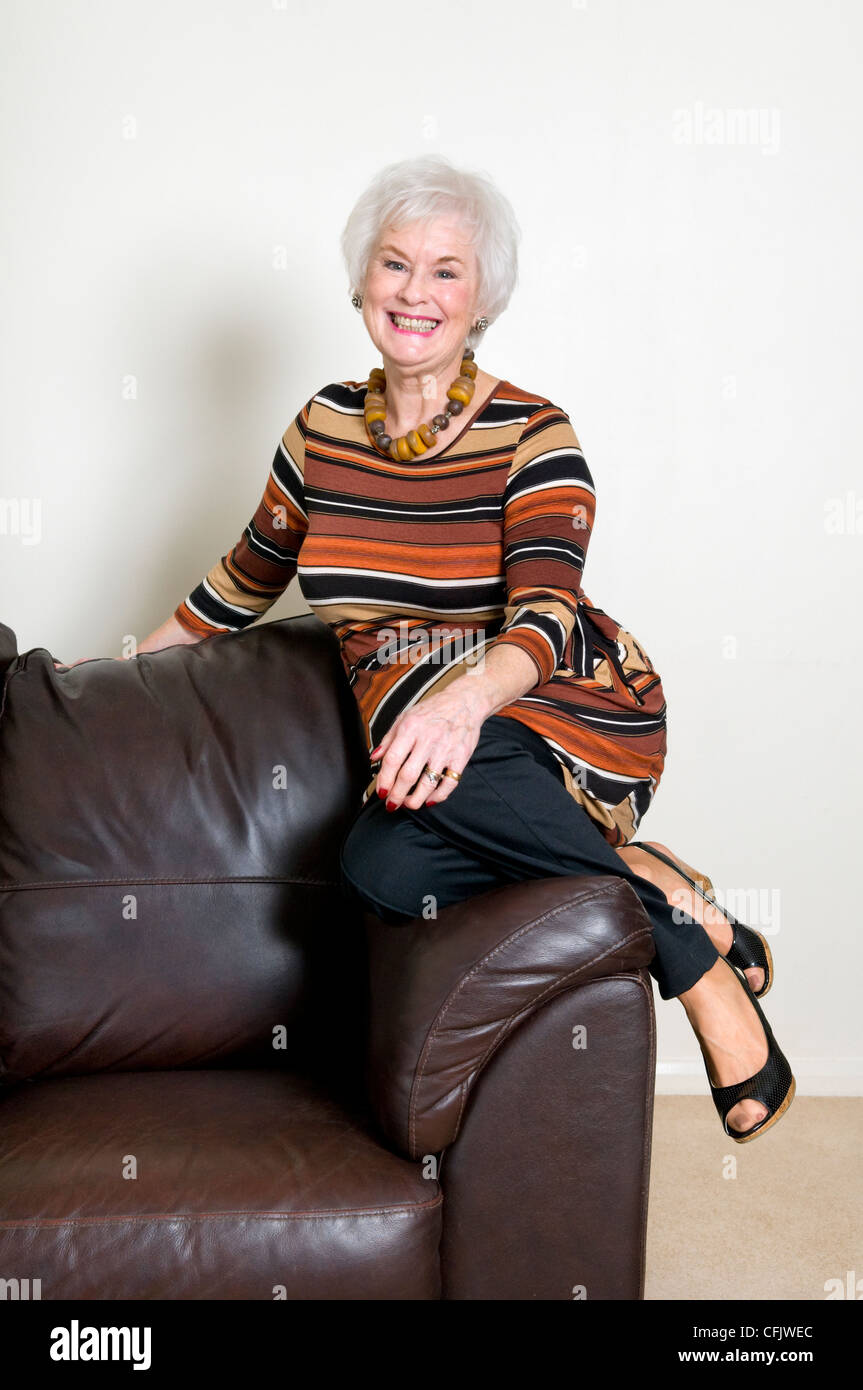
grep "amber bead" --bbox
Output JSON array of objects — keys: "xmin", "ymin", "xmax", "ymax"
[
  {"xmin": 365, "ymin": 409, "xmax": 387, "ymax": 426},
  {"xmin": 364, "ymin": 392, "xmax": 386, "ymax": 410},
  {"xmin": 432, "ymin": 414, "xmax": 450, "ymax": 430},
  {"xmin": 460, "ymin": 359, "xmax": 477, "ymax": 380},
  {"xmin": 368, "ymin": 370, "xmax": 386, "ymax": 387},
  {"xmin": 446, "ymin": 383, "xmax": 472, "ymax": 405},
  {"xmin": 388, "ymin": 441, "xmax": 401, "ymax": 460},
  {"xmin": 417, "ymin": 422, "xmax": 436, "ymax": 447},
  {"xmin": 395, "ymin": 435, "xmax": 413, "ymax": 461},
  {"xmin": 446, "ymin": 383, "xmax": 471, "ymax": 406},
  {"xmin": 406, "ymin": 429, "xmax": 427, "ymax": 454}
]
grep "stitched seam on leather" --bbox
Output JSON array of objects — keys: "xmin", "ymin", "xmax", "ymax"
[
  {"xmin": 446, "ymin": 945, "xmax": 649, "ymax": 1145},
  {"xmin": 446, "ymin": 969, "xmax": 655, "ymax": 1298},
  {"xmin": 0, "ymin": 1196, "xmax": 444, "ymax": 1231},
  {"xmin": 447, "ymin": 968, "xmax": 598, "ymax": 1139},
  {"xmin": 445, "ymin": 970, "xmax": 654, "ymax": 1299},
  {"xmin": 407, "ymin": 882, "xmax": 649, "ymax": 1150},
  {"xmin": 0, "ymin": 876, "xmax": 343, "ymax": 892},
  {"xmin": 453, "ymin": 1079, "xmax": 471, "ymax": 1137},
  {"xmin": 409, "ymin": 898, "xmax": 648, "ymax": 1149}
]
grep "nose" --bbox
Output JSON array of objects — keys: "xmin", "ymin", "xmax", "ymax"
[{"xmin": 398, "ymin": 268, "xmax": 431, "ymax": 307}]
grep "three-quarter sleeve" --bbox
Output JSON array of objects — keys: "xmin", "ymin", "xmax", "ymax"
[
  {"xmin": 173, "ymin": 397, "xmax": 313, "ymax": 637},
  {"xmin": 485, "ymin": 402, "xmax": 595, "ymax": 686}
]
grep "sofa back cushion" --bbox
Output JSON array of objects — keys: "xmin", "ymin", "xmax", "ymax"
[{"xmin": 0, "ymin": 617, "xmax": 370, "ymax": 1084}]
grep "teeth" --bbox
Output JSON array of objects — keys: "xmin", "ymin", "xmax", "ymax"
[{"xmin": 391, "ymin": 313, "xmax": 439, "ymax": 331}]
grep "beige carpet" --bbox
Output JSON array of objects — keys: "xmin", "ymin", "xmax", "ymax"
[{"xmin": 645, "ymin": 1097, "xmax": 863, "ymax": 1300}]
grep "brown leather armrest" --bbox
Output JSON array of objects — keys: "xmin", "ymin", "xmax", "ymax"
[{"xmin": 364, "ymin": 874, "xmax": 655, "ymax": 1159}]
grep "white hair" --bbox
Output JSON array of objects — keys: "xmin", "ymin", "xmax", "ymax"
[{"xmin": 340, "ymin": 154, "xmax": 521, "ymax": 352}]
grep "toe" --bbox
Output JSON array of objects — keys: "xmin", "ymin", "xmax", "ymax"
[{"xmin": 727, "ymin": 1098, "xmax": 769, "ymax": 1135}]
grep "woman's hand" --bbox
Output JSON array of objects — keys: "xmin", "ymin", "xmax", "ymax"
[
  {"xmin": 371, "ymin": 682, "xmax": 488, "ymax": 811},
  {"xmin": 370, "ymin": 643, "xmax": 543, "ymax": 811},
  {"xmin": 52, "ymin": 616, "xmax": 204, "ymax": 669}
]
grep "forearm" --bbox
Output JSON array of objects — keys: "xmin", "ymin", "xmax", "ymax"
[
  {"xmin": 137, "ymin": 613, "xmax": 204, "ymax": 654},
  {"xmin": 454, "ymin": 642, "xmax": 541, "ymax": 721}
]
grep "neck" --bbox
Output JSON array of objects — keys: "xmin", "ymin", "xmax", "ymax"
[{"xmin": 380, "ymin": 349, "xmax": 467, "ymax": 433}]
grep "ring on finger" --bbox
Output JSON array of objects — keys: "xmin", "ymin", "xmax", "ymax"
[
  {"xmin": 442, "ymin": 767, "xmax": 461, "ymax": 783},
  {"xmin": 422, "ymin": 766, "xmax": 443, "ymax": 787}
]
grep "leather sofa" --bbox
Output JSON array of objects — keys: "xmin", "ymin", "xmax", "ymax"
[{"xmin": 0, "ymin": 614, "xmax": 657, "ymax": 1300}]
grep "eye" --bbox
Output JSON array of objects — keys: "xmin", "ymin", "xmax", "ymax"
[
  {"xmin": 437, "ymin": 269, "xmax": 456, "ymax": 279},
  {"xmin": 383, "ymin": 259, "xmax": 405, "ymax": 271}
]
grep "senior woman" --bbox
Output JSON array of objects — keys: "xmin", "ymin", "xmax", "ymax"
[{"xmin": 135, "ymin": 155, "xmax": 792, "ymax": 1144}]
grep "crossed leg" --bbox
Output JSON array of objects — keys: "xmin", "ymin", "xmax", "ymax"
[{"xmin": 616, "ymin": 841, "xmax": 765, "ymax": 995}]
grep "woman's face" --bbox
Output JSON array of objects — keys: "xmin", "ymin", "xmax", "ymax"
[{"xmin": 361, "ymin": 216, "xmax": 482, "ymax": 375}]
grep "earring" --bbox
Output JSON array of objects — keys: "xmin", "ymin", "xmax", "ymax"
[
  {"xmin": 474, "ymin": 316, "xmax": 489, "ymax": 331},
  {"xmin": 351, "ymin": 291, "xmax": 363, "ymax": 310}
]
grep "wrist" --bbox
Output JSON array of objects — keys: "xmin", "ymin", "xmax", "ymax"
[{"xmin": 453, "ymin": 666, "xmax": 506, "ymax": 723}]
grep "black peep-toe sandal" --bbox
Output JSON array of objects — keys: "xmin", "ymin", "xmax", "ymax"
[{"xmin": 702, "ymin": 965, "xmax": 795, "ymax": 1143}]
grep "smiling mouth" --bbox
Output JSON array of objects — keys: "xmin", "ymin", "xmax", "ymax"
[{"xmin": 388, "ymin": 312, "xmax": 441, "ymax": 335}]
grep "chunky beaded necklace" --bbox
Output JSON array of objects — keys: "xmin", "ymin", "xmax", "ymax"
[{"xmin": 363, "ymin": 349, "xmax": 478, "ymax": 461}]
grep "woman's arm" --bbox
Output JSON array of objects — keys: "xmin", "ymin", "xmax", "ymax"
[
  {"xmin": 460, "ymin": 642, "xmax": 541, "ymax": 719},
  {"xmin": 54, "ymin": 402, "xmax": 314, "ymax": 669},
  {"xmin": 53, "ymin": 613, "xmax": 199, "ymax": 666},
  {"xmin": 137, "ymin": 613, "xmax": 203, "ymax": 653},
  {"xmin": 375, "ymin": 403, "xmax": 594, "ymax": 810},
  {"xmin": 171, "ymin": 404, "xmax": 311, "ymax": 639}
]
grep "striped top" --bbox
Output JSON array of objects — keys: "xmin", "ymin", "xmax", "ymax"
[{"xmin": 174, "ymin": 378, "xmax": 668, "ymax": 846}]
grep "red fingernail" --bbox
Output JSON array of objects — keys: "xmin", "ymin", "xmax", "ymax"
[
  {"xmin": 386, "ymin": 801, "xmax": 397, "ymax": 812},
  {"xmin": 377, "ymin": 786, "xmax": 389, "ymax": 798},
  {"xmin": 426, "ymin": 801, "xmax": 438, "ymax": 807}
]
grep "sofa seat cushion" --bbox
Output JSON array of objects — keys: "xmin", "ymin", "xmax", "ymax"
[{"xmin": 0, "ymin": 1069, "xmax": 442, "ymax": 1299}]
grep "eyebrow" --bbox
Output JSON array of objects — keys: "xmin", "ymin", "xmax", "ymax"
[{"xmin": 379, "ymin": 245, "xmax": 465, "ymax": 265}]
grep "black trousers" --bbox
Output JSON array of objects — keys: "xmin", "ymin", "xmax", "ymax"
[{"xmin": 338, "ymin": 714, "xmax": 719, "ymax": 1000}]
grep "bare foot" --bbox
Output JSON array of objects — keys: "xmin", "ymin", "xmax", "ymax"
[
  {"xmin": 679, "ymin": 956, "xmax": 769, "ymax": 1134},
  {"xmin": 617, "ymin": 840, "xmax": 765, "ymax": 995}
]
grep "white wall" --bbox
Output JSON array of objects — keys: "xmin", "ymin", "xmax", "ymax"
[{"xmin": 2, "ymin": 0, "xmax": 859, "ymax": 1092}]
